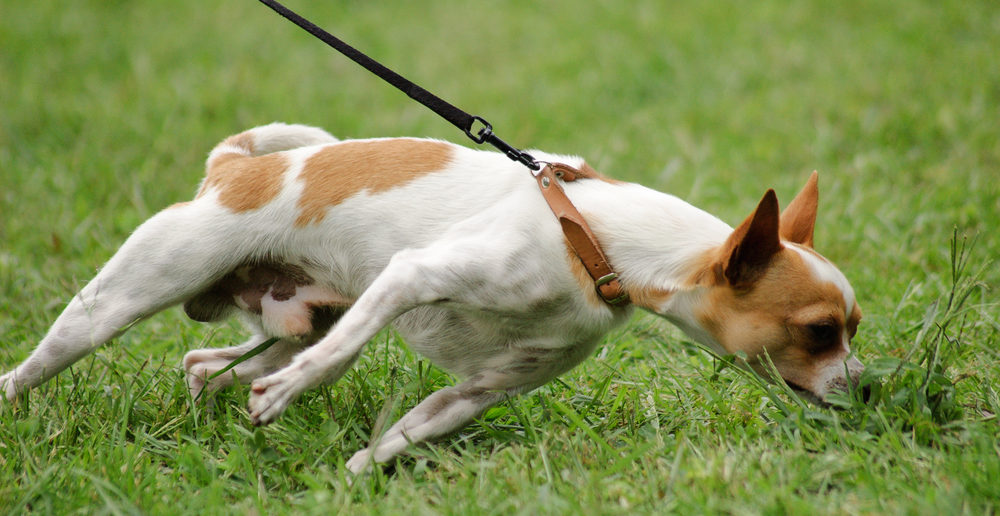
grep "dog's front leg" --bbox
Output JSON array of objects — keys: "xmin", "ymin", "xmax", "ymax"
[{"xmin": 247, "ymin": 247, "xmax": 459, "ymax": 425}]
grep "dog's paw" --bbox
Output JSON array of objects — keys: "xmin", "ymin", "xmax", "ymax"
[
  {"xmin": 183, "ymin": 351, "xmax": 236, "ymax": 400},
  {"xmin": 0, "ymin": 371, "xmax": 18, "ymax": 401},
  {"xmin": 247, "ymin": 371, "xmax": 302, "ymax": 425},
  {"xmin": 346, "ymin": 448, "xmax": 373, "ymax": 475}
]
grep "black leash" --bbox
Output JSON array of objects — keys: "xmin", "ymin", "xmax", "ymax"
[
  {"xmin": 255, "ymin": 0, "xmax": 629, "ymax": 308},
  {"xmin": 257, "ymin": 0, "xmax": 541, "ymax": 171}
]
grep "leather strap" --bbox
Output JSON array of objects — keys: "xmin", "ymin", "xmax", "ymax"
[{"xmin": 536, "ymin": 163, "xmax": 629, "ymax": 306}]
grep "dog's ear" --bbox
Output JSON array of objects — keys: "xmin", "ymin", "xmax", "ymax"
[
  {"xmin": 779, "ymin": 171, "xmax": 819, "ymax": 248},
  {"xmin": 720, "ymin": 189, "xmax": 782, "ymax": 287}
]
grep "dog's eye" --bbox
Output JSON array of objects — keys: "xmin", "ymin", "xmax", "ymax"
[
  {"xmin": 806, "ymin": 322, "xmax": 840, "ymax": 354},
  {"xmin": 808, "ymin": 322, "xmax": 838, "ymax": 340}
]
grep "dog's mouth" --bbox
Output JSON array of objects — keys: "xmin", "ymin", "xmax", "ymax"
[{"xmin": 782, "ymin": 379, "xmax": 828, "ymax": 406}]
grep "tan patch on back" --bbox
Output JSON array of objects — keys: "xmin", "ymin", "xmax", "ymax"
[
  {"xmin": 295, "ymin": 139, "xmax": 452, "ymax": 226},
  {"xmin": 200, "ymin": 131, "xmax": 260, "ymax": 180},
  {"xmin": 198, "ymin": 153, "xmax": 288, "ymax": 212}
]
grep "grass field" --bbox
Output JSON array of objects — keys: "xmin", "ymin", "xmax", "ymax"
[{"xmin": 2, "ymin": 0, "xmax": 998, "ymax": 513}]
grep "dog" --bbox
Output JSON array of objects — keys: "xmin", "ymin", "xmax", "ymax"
[{"xmin": 1, "ymin": 123, "xmax": 864, "ymax": 473}]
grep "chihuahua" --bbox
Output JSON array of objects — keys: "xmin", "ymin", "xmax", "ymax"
[{"xmin": 1, "ymin": 123, "xmax": 863, "ymax": 473}]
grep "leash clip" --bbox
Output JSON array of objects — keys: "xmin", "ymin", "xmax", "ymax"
[
  {"xmin": 466, "ymin": 116, "xmax": 540, "ymax": 171},
  {"xmin": 466, "ymin": 115, "xmax": 492, "ymax": 144}
]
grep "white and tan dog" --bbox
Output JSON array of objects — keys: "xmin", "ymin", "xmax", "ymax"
[{"xmin": 1, "ymin": 123, "xmax": 863, "ymax": 473}]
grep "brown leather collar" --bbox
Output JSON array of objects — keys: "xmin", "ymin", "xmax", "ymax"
[{"xmin": 535, "ymin": 163, "xmax": 629, "ymax": 306}]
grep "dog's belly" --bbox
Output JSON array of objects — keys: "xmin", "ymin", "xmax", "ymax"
[{"xmin": 391, "ymin": 302, "xmax": 619, "ymax": 383}]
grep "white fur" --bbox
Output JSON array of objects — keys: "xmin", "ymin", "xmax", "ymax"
[
  {"xmin": 0, "ymin": 123, "xmax": 861, "ymax": 474},
  {"xmin": 791, "ymin": 244, "xmax": 857, "ymax": 313}
]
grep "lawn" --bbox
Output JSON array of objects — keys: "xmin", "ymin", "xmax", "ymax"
[{"xmin": 1, "ymin": 0, "xmax": 998, "ymax": 513}]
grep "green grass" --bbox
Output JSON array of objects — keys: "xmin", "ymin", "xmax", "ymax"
[{"xmin": 2, "ymin": 0, "xmax": 998, "ymax": 513}]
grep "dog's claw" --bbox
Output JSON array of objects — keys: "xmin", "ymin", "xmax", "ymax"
[{"xmin": 247, "ymin": 372, "xmax": 303, "ymax": 425}]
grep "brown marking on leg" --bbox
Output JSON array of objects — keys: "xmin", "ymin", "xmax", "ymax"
[
  {"xmin": 204, "ymin": 132, "xmax": 258, "ymax": 169},
  {"xmin": 294, "ymin": 139, "xmax": 453, "ymax": 226}
]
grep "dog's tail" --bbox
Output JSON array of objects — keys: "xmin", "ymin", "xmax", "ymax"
[
  {"xmin": 205, "ymin": 123, "xmax": 339, "ymax": 166},
  {"xmin": 197, "ymin": 123, "xmax": 339, "ymax": 198}
]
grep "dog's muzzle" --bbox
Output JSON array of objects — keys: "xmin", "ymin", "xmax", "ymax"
[{"xmin": 786, "ymin": 357, "xmax": 868, "ymax": 405}]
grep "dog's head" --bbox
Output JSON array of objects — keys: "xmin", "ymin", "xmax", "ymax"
[{"xmin": 680, "ymin": 173, "xmax": 864, "ymax": 403}]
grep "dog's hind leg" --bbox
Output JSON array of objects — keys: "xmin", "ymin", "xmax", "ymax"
[
  {"xmin": 183, "ymin": 335, "xmax": 308, "ymax": 399},
  {"xmin": 344, "ymin": 371, "xmax": 534, "ymax": 474},
  {"xmin": 1, "ymin": 204, "xmax": 243, "ymax": 400}
]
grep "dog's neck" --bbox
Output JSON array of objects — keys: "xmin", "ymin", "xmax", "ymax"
[
  {"xmin": 569, "ymin": 180, "xmax": 732, "ymax": 349},
  {"xmin": 573, "ymin": 181, "xmax": 731, "ymax": 291}
]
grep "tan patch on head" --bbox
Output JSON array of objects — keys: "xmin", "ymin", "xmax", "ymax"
[
  {"xmin": 197, "ymin": 153, "xmax": 288, "ymax": 212},
  {"xmin": 682, "ymin": 247, "xmax": 729, "ymax": 287},
  {"xmin": 779, "ymin": 171, "xmax": 819, "ymax": 248},
  {"xmin": 696, "ymin": 248, "xmax": 850, "ymax": 358},
  {"xmin": 691, "ymin": 242, "xmax": 862, "ymax": 399},
  {"xmin": 847, "ymin": 303, "xmax": 863, "ymax": 338},
  {"xmin": 295, "ymin": 139, "xmax": 452, "ymax": 226}
]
